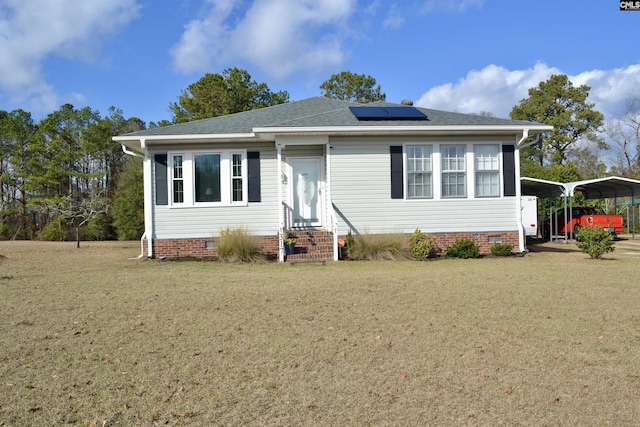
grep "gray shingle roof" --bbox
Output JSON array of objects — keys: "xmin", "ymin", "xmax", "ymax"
[{"xmin": 120, "ymin": 97, "xmax": 543, "ymax": 138}]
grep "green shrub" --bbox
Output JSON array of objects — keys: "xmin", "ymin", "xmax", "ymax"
[
  {"xmin": 345, "ymin": 230, "xmax": 356, "ymax": 259},
  {"xmin": 86, "ymin": 212, "xmax": 115, "ymax": 241},
  {"xmin": 445, "ymin": 238, "xmax": 481, "ymax": 259},
  {"xmin": 409, "ymin": 229, "xmax": 438, "ymax": 259},
  {"xmin": 490, "ymin": 242, "xmax": 514, "ymax": 257},
  {"xmin": 37, "ymin": 217, "xmax": 68, "ymax": 241},
  {"xmin": 575, "ymin": 226, "xmax": 615, "ymax": 259},
  {"xmin": 216, "ymin": 227, "xmax": 266, "ymax": 263},
  {"xmin": 351, "ymin": 232, "xmax": 406, "ymax": 260},
  {"xmin": 0, "ymin": 223, "xmax": 14, "ymax": 239}
]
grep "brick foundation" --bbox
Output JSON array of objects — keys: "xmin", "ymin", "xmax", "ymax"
[
  {"xmin": 430, "ymin": 231, "xmax": 520, "ymax": 255},
  {"xmin": 143, "ymin": 230, "xmax": 520, "ymax": 261},
  {"xmin": 145, "ymin": 236, "xmax": 279, "ymax": 261}
]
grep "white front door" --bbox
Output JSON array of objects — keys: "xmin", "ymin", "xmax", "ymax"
[{"xmin": 289, "ymin": 157, "xmax": 323, "ymax": 227}]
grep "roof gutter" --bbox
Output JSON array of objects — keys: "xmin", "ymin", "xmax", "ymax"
[
  {"xmin": 114, "ymin": 132, "xmax": 256, "ymax": 143},
  {"xmin": 518, "ymin": 130, "xmax": 544, "ymax": 149},
  {"xmin": 113, "ymin": 125, "xmax": 553, "ymax": 145},
  {"xmin": 121, "ymin": 144, "xmax": 145, "ymax": 159},
  {"xmin": 254, "ymin": 125, "xmax": 553, "ymax": 139}
]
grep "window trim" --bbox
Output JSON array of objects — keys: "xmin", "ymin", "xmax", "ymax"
[
  {"xmin": 170, "ymin": 153, "xmax": 185, "ymax": 205},
  {"xmin": 441, "ymin": 144, "xmax": 467, "ymax": 199},
  {"xmin": 398, "ymin": 142, "xmax": 507, "ymax": 201},
  {"xmin": 474, "ymin": 144, "xmax": 501, "ymax": 198},
  {"xmin": 193, "ymin": 152, "xmax": 223, "ymax": 203},
  {"xmin": 405, "ymin": 144, "xmax": 434, "ymax": 199},
  {"xmin": 166, "ymin": 149, "xmax": 248, "ymax": 207}
]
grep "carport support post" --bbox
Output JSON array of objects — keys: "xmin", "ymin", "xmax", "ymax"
[
  {"xmin": 550, "ymin": 204, "xmax": 555, "ymax": 242},
  {"xmin": 633, "ymin": 190, "xmax": 636, "ymax": 240},
  {"xmin": 566, "ymin": 196, "xmax": 570, "ymax": 244}
]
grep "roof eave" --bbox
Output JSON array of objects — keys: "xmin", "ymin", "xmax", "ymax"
[
  {"xmin": 254, "ymin": 124, "xmax": 553, "ymax": 138},
  {"xmin": 113, "ymin": 132, "xmax": 259, "ymax": 151},
  {"xmin": 113, "ymin": 132, "xmax": 256, "ymax": 143},
  {"xmin": 113, "ymin": 124, "xmax": 553, "ymax": 150}
]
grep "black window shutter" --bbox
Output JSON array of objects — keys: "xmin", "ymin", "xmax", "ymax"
[
  {"xmin": 502, "ymin": 144, "xmax": 516, "ymax": 197},
  {"xmin": 390, "ymin": 146, "xmax": 403, "ymax": 199},
  {"xmin": 154, "ymin": 154, "xmax": 168, "ymax": 205},
  {"xmin": 247, "ymin": 151, "xmax": 261, "ymax": 202}
]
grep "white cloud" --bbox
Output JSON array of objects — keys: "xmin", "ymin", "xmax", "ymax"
[
  {"xmin": 416, "ymin": 63, "xmax": 559, "ymax": 118},
  {"xmin": 170, "ymin": 0, "xmax": 356, "ymax": 79},
  {"xmin": 572, "ymin": 65, "xmax": 640, "ymax": 118},
  {"xmin": 421, "ymin": 0, "xmax": 484, "ymax": 13},
  {"xmin": 383, "ymin": 4, "xmax": 405, "ymax": 29},
  {"xmin": 415, "ymin": 63, "xmax": 640, "ymax": 120},
  {"xmin": 0, "ymin": 0, "xmax": 140, "ymax": 113}
]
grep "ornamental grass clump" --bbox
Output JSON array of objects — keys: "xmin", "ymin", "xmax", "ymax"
[
  {"xmin": 575, "ymin": 225, "xmax": 615, "ymax": 259},
  {"xmin": 409, "ymin": 229, "xmax": 439, "ymax": 259},
  {"xmin": 445, "ymin": 238, "xmax": 481, "ymax": 259},
  {"xmin": 216, "ymin": 227, "xmax": 266, "ymax": 263},
  {"xmin": 351, "ymin": 232, "xmax": 406, "ymax": 260}
]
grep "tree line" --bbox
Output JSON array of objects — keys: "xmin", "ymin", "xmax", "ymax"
[
  {"xmin": 1, "ymin": 68, "xmax": 638, "ymax": 242},
  {"xmin": 0, "ymin": 69, "xmax": 384, "ymax": 242}
]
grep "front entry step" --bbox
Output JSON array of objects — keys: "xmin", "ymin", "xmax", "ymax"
[{"xmin": 284, "ymin": 230, "xmax": 333, "ymax": 262}]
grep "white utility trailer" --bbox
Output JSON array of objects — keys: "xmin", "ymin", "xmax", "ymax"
[{"xmin": 521, "ymin": 196, "xmax": 538, "ymax": 238}]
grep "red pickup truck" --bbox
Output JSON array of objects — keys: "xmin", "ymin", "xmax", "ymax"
[{"xmin": 542, "ymin": 206, "xmax": 624, "ymax": 239}]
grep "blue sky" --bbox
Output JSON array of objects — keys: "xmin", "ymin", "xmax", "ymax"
[{"xmin": 1, "ymin": 0, "xmax": 639, "ymax": 126}]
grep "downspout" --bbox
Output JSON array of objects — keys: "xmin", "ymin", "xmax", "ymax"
[
  {"xmin": 121, "ymin": 143, "xmax": 149, "ymax": 259},
  {"xmin": 515, "ymin": 130, "xmax": 529, "ymax": 253},
  {"xmin": 325, "ymin": 143, "xmax": 338, "ymax": 261},
  {"xmin": 139, "ymin": 138, "xmax": 154, "ymax": 258},
  {"xmin": 277, "ymin": 143, "xmax": 284, "ymax": 262}
]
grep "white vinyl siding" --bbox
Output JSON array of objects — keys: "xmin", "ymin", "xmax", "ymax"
[
  {"xmin": 152, "ymin": 145, "xmax": 278, "ymax": 238},
  {"xmin": 329, "ymin": 138, "xmax": 518, "ymax": 236},
  {"xmin": 150, "ymin": 137, "xmax": 517, "ymax": 241}
]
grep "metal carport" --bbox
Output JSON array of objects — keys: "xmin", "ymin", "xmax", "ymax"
[
  {"xmin": 521, "ymin": 177, "xmax": 567, "ymax": 199},
  {"xmin": 521, "ymin": 176, "xmax": 640, "ymax": 241},
  {"xmin": 566, "ymin": 176, "xmax": 640, "ymax": 239}
]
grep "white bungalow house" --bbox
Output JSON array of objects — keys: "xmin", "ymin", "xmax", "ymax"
[{"xmin": 113, "ymin": 97, "xmax": 552, "ymax": 261}]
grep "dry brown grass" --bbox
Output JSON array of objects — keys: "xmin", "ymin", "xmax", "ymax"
[{"xmin": 1, "ymin": 239, "xmax": 640, "ymax": 426}]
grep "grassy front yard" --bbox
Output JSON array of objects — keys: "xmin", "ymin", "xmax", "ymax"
[{"xmin": 1, "ymin": 240, "xmax": 639, "ymax": 425}]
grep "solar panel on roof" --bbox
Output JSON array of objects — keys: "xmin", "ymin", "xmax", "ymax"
[
  {"xmin": 384, "ymin": 107, "xmax": 428, "ymax": 120},
  {"xmin": 349, "ymin": 106, "xmax": 427, "ymax": 121},
  {"xmin": 349, "ymin": 106, "xmax": 389, "ymax": 119}
]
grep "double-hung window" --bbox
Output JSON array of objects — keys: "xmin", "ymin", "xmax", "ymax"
[
  {"xmin": 406, "ymin": 145, "xmax": 433, "ymax": 198},
  {"xmin": 441, "ymin": 145, "xmax": 466, "ymax": 198},
  {"xmin": 231, "ymin": 153, "xmax": 244, "ymax": 202},
  {"xmin": 475, "ymin": 145, "xmax": 500, "ymax": 197},
  {"xmin": 171, "ymin": 154, "xmax": 184, "ymax": 204}
]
